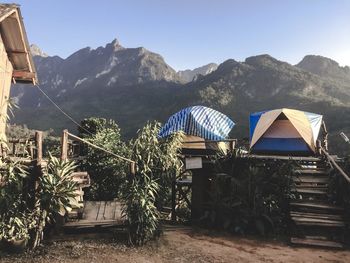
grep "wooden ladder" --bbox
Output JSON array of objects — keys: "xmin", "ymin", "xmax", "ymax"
[{"xmin": 289, "ymin": 158, "xmax": 347, "ymax": 248}]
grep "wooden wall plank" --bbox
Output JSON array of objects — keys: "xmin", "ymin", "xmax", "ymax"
[{"xmin": 0, "ymin": 33, "xmax": 13, "ymax": 143}]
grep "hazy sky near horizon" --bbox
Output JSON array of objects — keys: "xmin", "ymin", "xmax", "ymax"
[{"xmin": 13, "ymin": 0, "xmax": 350, "ymax": 70}]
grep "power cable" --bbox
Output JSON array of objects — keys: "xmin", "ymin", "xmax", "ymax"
[{"xmin": 35, "ymin": 84, "xmax": 94, "ymax": 136}]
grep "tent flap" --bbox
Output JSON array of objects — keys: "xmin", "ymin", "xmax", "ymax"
[
  {"xmin": 305, "ymin": 112, "xmax": 323, "ymax": 144},
  {"xmin": 250, "ymin": 109, "xmax": 282, "ymax": 148}
]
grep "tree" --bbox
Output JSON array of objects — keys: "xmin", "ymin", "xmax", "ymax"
[{"xmin": 79, "ymin": 118, "xmax": 130, "ymax": 200}]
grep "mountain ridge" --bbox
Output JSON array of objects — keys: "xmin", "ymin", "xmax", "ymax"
[
  {"xmin": 10, "ymin": 40, "xmax": 350, "ymax": 154},
  {"xmin": 296, "ymin": 55, "xmax": 350, "ymax": 83}
]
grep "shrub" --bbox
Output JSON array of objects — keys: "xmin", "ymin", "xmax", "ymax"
[
  {"xmin": 201, "ymin": 152, "xmax": 295, "ymax": 236},
  {"xmin": 0, "ymin": 158, "xmax": 32, "ymax": 245},
  {"xmin": 122, "ymin": 174, "xmax": 159, "ymax": 245},
  {"xmin": 79, "ymin": 118, "xmax": 130, "ymax": 200}
]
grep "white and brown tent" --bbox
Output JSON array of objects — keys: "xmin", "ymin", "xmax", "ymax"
[{"xmin": 249, "ymin": 108, "xmax": 323, "ymax": 155}]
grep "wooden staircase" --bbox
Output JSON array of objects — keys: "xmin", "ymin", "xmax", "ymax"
[{"xmin": 289, "ymin": 158, "xmax": 348, "ymax": 248}]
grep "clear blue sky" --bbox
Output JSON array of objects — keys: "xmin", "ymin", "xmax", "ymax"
[{"xmin": 13, "ymin": 0, "xmax": 350, "ymax": 70}]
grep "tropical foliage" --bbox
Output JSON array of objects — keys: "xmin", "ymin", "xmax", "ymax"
[
  {"xmin": 0, "ymin": 158, "xmax": 32, "ymax": 244},
  {"xmin": 201, "ymin": 150, "xmax": 295, "ymax": 236},
  {"xmin": 31, "ymin": 155, "xmax": 78, "ymax": 249},
  {"xmin": 121, "ymin": 121, "xmax": 183, "ymax": 245},
  {"xmin": 0, "ymin": 154, "xmax": 78, "ymax": 251},
  {"xmin": 0, "ymin": 98, "xmax": 79, "ymax": 252},
  {"xmin": 78, "ymin": 117, "xmax": 130, "ymax": 200}
]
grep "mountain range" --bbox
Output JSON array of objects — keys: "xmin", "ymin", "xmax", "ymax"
[{"xmin": 10, "ymin": 39, "xmax": 350, "ymax": 154}]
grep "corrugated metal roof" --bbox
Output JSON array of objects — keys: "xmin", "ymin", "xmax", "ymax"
[{"xmin": 0, "ymin": 3, "xmax": 37, "ymax": 84}]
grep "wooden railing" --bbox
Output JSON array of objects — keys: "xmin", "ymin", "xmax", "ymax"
[
  {"xmin": 60, "ymin": 129, "xmax": 136, "ymax": 176},
  {"xmin": 6, "ymin": 131, "xmax": 43, "ymax": 164},
  {"xmin": 320, "ymin": 147, "xmax": 350, "ymax": 183}
]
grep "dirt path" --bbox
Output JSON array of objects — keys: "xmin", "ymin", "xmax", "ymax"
[{"xmin": 1, "ymin": 228, "xmax": 350, "ymax": 262}]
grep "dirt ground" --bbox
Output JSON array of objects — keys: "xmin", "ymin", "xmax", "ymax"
[{"xmin": 1, "ymin": 228, "xmax": 350, "ymax": 263}]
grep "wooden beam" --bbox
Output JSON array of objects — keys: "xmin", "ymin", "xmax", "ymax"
[
  {"xmin": 13, "ymin": 10, "xmax": 34, "ymax": 74},
  {"xmin": 61, "ymin": 129, "xmax": 69, "ymax": 161},
  {"xmin": 171, "ymin": 178, "xmax": 176, "ymax": 222},
  {"xmin": 12, "ymin": 71, "xmax": 36, "ymax": 79},
  {"xmin": 35, "ymin": 131, "xmax": 43, "ymax": 165},
  {"xmin": 321, "ymin": 147, "xmax": 350, "ymax": 183},
  {"xmin": 8, "ymin": 49, "xmax": 27, "ymax": 54},
  {"xmin": 0, "ymin": 8, "xmax": 16, "ymax": 23}
]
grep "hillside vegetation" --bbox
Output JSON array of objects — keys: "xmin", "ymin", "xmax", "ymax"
[{"xmin": 10, "ymin": 40, "xmax": 350, "ymax": 154}]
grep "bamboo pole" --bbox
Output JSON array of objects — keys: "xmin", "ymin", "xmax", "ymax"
[
  {"xmin": 60, "ymin": 129, "xmax": 69, "ymax": 161},
  {"xmin": 35, "ymin": 131, "xmax": 42, "ymax": 165}
]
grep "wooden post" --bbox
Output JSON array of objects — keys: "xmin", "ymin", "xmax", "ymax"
[
  {"xmin": 61, "ymin": 129, "xmax": 69, "ymax": 161},
  {"xmin": 35, "ymin": 131, "xmax": 42, "ymax": 165},
  {"xmin": 12, "ymin": 141, "xmax": 16, "ymax": 156},
  {"xmin": 171, "ymin": 172, "xmax": 176, "ymax": 222},
  {"xmin": 191, "ymin": 165, "xmax": 210, "ymax": 222},
  {"xmin": 322, "ymin": 121, "xmax": 329, "ymax": 152},
  {"xmin": 29, "ymin": 132, "xmax": 44, "ymax": 214},
  {"xmin": 129, "ymin": 162, "xmax": 136, "ymax": 176}
]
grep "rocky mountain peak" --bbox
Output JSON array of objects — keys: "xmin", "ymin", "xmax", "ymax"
[
  {"xmin": 105, "ymin": 38, "xmax": 124, "ymax": 51},
  {"xmin": 178, "ymin": 63, "xmax": 218, "ymax": 83},
  {"xmin": 245, "ymin": 54, "xmax": 283, "ymax": 67},
  {"xmin": 215, "ymin": 59, "xmax": 241, "ymax": 73},
  {"xmin": 296, "ymin": 55, "xmax": 350, "ymax": 81},
  {"xmin": 298, "ymin": 55, "xmax": 340, "ymax": 71},
  {"xmin": 30, "ymin": 44, "xmax": 48, "ymax": 57}
]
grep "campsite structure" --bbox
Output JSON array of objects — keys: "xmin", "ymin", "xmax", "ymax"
[
  {"xmin": 160, "ymin": 106, "xmax": 350, "ymax": 248},
  {"xmin": 249, "ymin": 108, "xmax": 325, "ymax": 155},
  {"xmin": 0, "ymin": 3, "xmax": 349, "ymax": 251},
  {"xmin": 158, "ymin": 106, "xmax": 236, "ymax": 220},
  {"xmin": 248, "ymin": 109, "xmax": 349, "ymax": 247},
  {"xmin": 0, "ymin": 4, "xmax": 37, "ymax": 144}
]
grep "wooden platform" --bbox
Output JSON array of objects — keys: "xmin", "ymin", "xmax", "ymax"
[
  {"xmin": 64, "ymin": 200, "xmax": 125, "ymax": 229},
  {"xmin": 291, "ymin": 237, "xmax": 344, "ymax": 249},
  {"xmin": 243, "ymin": 154, "xmax": 322, "ymax": 162}
]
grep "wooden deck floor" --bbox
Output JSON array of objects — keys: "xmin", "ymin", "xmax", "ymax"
[
  {"xmin": 64, "ymin": 200, "xmax": 125, "ymax": 229},
  {"xmin": 242, "ymin": 154, "xmax": 322, "ymax": 162}
]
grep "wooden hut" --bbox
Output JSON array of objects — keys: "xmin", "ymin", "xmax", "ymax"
[
  {"xmin": 158, "ymin": 106, "xmax": 236, "ymax": 222},
  {"xmin": 180, "ymin": 135, "xmax": 236, "ymax": 221},
  {"xmin": 0, "ymin": 3, "xmax": 37, "ymax": 143}
]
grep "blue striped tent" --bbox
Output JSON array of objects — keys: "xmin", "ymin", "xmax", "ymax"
[{"xmin": 158, "ymin": 106, "xmax": 235, "ymax": 140}]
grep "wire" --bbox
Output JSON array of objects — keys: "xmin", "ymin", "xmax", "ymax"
[
  {"xmin": 68, "ymin": 131, "xmax": 134, "ymax": 163},
  {"xmin": 35, "ymin": 84, "xmax": 94, "ymax": 136},
  {"xmin": 35, "ymin": 84, "xmax": 134, "ymax": 164}
]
